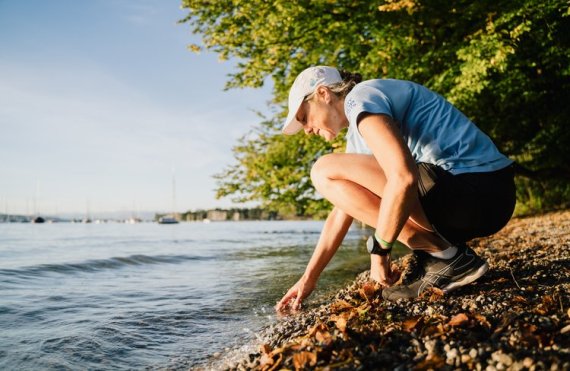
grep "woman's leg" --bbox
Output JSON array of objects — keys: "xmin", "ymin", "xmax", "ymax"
[{"xmin": 310, "ymin": 153, "xmax": 450, "ymax": 253}]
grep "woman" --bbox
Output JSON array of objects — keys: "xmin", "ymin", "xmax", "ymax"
[{"xmin": 275, "ymin": 66, "xmax": 516, "ymax": 312}]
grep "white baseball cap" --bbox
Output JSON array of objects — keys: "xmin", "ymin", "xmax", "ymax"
[{"xmin": 282, "ymin": 66, "xmax": 342, "ymax": 135}]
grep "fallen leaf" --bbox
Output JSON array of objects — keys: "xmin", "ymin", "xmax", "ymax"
[
  {"xmin": 266, "ymin": 353, "xmax": 283, "ymax": 371},
  {"xmin": 260, "ymin": 344, "xmax": 272, "ymax": 354},
  {"xmin": 293, "ymin": 351, "xmax": 317, "ymax": 370},
  {"xmin": 420, "ymin": 287, "xmax": 445, "ymax": 301},
  {"xmin": 448, "ymin": 313, "xmax": 469, "ymax": 327},
  {"xmin": 415, "ymin": 353, "xmax": 446, "ymax": 370},
  {"xmin": 403, "ymin": 316, "xmax": 423, "ymax": 332},
  {"xmin": 512, "ymin": 295, "xmax": 528, "ymax": 304},
  {"xmin": 474, "ymin": 314, "xmax": 491, "ymax": 329},
  {"xmin": 330, "ymin": 314, "xmax": 348, "ymax": 333},
  {"xmin": 315, "ymin": 328, "xmax": 333, "ymax": 346},
  {"xmin": 307, "ymin": 323, "xmax": 325, "ymax": 337},
  {"xmin": 359, "ymin": 282, "xmax": 379, "ymax": 301},
  {"xmin": 259, "ymin": 353, "xmax": 274, "ymax": 369},
  {"xmin": 331, "ymin": 299, "xmax": 354, "ymax": 313}
]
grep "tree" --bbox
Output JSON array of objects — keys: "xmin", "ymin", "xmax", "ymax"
[{"xmin": 180, "ymin": 0, "xmax": 570, "ymax": 215}]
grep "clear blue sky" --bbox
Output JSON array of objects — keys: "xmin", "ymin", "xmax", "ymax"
[{"xmin": 0, "ymin": 0, "xmax": 273, "ymax": 216}]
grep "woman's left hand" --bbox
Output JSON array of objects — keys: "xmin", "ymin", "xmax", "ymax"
[{"xmin": 370, "ymin": 255, "xmax": 400, "ymax": 286}]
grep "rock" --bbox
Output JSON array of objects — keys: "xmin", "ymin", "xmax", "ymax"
[
  {"xmin": 424, "ymin": 340, "xmax": 436, "ymax": 355},
  {"xmin": 524, "ymin": 358, "xmax": 535, "ymax": 369},
  {"xmin": 461, "ymin": 354, "xmax": 472, "ymax": 364},
  {"xmin": 446, "ymin": 348, "xmax": 458, "ymax": 360},
  {"xmin": 469, "ymin": 348, "xmax": 478, "ymax": 358}
]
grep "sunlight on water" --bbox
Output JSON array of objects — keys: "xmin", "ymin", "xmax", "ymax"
[{"xmin": 0, "ymin": 221, "xmax": 390, "ymax": 369}]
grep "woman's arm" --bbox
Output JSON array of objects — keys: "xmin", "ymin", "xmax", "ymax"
[
  {"xmin": 358, "ymin": 113, "xmax": 418, "ymax": 245},
  {"xmin": 275, "ymin": 206, "xmax": 353, "ymax": 312}
]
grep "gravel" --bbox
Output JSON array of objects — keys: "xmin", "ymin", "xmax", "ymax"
[{"xmin": 198, "ymin": 210, "xmax": 570, "ymax": 370}]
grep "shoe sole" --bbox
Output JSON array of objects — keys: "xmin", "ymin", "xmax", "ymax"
[{"xmin": 443, "ymin": 262, "xmax": 489, "ymax": 292}]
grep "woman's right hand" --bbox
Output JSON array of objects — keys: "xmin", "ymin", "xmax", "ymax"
[{"xmin": 275, "ymin": 276, "xmax": 316, "ymax": 314}]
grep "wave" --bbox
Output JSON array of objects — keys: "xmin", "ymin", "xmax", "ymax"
[{"xmin": 0, "ymin": 254, "xmax": 213, "ymax": 279}]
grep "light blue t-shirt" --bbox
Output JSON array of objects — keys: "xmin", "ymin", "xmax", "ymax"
[{"xmin": 344, "ymin": 79, "xmax": 512, "ymax": 174}]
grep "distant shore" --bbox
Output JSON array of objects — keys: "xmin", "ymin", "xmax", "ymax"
[{"xmin": 202, "ymin": 210, "xmax": 570, "ymax": 370}]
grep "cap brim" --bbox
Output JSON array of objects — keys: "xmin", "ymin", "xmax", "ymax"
[
  {"xmin": 282, "ymin": 118, "xmax": 303, "ymax": 135},
  {"xmin": 282, "ymin": 96, "xmax": 304, "ymax": 135}
]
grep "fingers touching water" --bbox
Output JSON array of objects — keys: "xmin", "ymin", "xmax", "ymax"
[{"xmin": 275, "ymin": 277, "xmax": 316, "ymax": 314}]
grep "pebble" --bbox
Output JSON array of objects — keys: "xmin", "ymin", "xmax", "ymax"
[
  {"xmin": 461, "ymin": 354, "xmax": 472, "ymax": 364},
  {"xmin": 424, "ymin": 340, "xmax": 436, "ymax": 355},
  {"xmin": 523, "ymin": 357, "xmax": 534, "ymax": 368},
  {"xmin": 446, "ymin": 348, "xmax": 458, "ymax": 360}
]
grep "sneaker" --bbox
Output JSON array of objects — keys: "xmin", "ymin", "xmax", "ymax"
[{"xmin": 382, "ymin": 245, "xmax": 488, "ymax": 300}]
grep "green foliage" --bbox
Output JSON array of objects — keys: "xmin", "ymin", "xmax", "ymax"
[
  {"xmin": 181, "ymin": 0, "xmax": 570, "ymax": 215},
  {"xmin": 214, "ymin": 116, "xmax": 344, "ymax": 217}
]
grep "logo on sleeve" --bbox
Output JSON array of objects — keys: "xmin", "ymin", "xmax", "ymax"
[{"xmin": 345, "ymin": 97, "xmax": 357, "ymax": 116}]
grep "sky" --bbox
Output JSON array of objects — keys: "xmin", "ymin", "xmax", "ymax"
[{"xmin": 0, "ymin": 0, "xmax": 274, "ymax": 216}]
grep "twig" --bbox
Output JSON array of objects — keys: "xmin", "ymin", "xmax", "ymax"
[{"xmin": 509, "ymin": 268, "xmax": 522, "ymax": 290}]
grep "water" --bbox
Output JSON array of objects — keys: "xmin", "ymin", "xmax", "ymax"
[{"xmin": 0, "ymin": 221, "xmax": 379, "ymax": 369}]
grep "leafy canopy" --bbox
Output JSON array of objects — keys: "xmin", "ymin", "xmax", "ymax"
[{"xmin": 180, "ymin": 0, "xmax": 570, "ymax": 215}]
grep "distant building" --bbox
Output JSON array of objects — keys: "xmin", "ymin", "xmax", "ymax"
[{"xmin": 207, "ymin": 209, "xmax": 227, "ymax": 221}]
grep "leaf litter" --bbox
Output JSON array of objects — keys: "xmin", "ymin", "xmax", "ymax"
[{"xmin": 194, "ymin": 210, "xmax": 570, "ymax": 370}]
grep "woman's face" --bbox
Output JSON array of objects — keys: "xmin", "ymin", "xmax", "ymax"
[{"xmin": 295, "ymin": 87, "xmax": 347, "ymax": 141}]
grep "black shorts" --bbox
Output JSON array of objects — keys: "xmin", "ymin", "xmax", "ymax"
[{"xmin": 417, "ymin": 163, "xmax": 516, "ymax": 245}]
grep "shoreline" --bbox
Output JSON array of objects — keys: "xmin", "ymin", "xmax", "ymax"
[{"xmin": 202, "ymin": 210, "xmax": 570, "ymax": 370}]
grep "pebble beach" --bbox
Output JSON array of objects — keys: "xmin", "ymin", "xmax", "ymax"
[{"xmin": 206, "ymin": 210, "xmax": 570, "ymax": 370}]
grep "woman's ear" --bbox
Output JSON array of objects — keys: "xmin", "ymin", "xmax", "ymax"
[{"xmin": 316, "ymin": 86, "xmax": 332, "ymax": 104}]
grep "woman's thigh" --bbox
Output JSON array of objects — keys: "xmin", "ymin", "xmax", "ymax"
[{"xmin": 311, "ymin": 153, "xmax": 433, "ymax": 230}]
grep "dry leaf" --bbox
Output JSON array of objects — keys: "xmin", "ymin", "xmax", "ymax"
[
  {"xmin": 293, "ymin": 351, "xmax": 317, "ymax": 370},
  {"xmin": 403, "ymin": 316, "xmax": 423, "ymax": 332},
  {"xmin": 315, "ymin": 329, "xmax": 333, "ymax": 346},
  {"xmin": 448, "ymin": 313, "xmax": 469, "ymax": 327},
  {"xmin": 260, "ymin": 344, "xmax": 272, "ymax": 354},
  {"xmin": 415, "ymin": 353, "xmax": 446, "ymax": 370},
  {"xmin": 259, "ymin": 353, "xmax": 274, "ymax": 369},
  {"xmin": 359, "ymin": 282, "xmax": 379, "ymax": 301},
  {"xmin": 331, "ymin": 299, "xmax": 354, "ymax": 313},
  {"xmin": 474, "ymin": 314, "xmax": 491, "ymax": 329},
  {"xmin": 334, "ymin": 316, "xmax": 347, "ymax": 333},
  {"xmin": 266, "ymin": 353, "xmax": 283, "ymax": 371},
  {"xmin": 512, "ymin": 295, "xmax": 527, "ymax": 304},
  {"xmin": 307, "ymin": 323, "xmax": 325, "ymax": 337},
  {"xmin": 429, "ymin": 287, "xmax": 445, "ymax": 301}
]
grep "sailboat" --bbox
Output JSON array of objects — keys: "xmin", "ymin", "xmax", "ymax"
[
  {"xmin": 158, "ymin": 169, "xmax": 179, "ymax": 224},
  {"xmin": 31, "ymin": 182, "xmax": 45, "ymax": 223}
]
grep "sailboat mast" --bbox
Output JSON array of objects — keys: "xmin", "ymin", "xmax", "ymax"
[{"xmin": 171, "ymin": 168, "xmax": 176, "ymax": 217}]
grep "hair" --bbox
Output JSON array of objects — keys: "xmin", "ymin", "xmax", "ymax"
[
  {"xmin": 304, "ymin": 69, "xmax": 363, "ymax": 101},
  {"xmin": 328, "ymin": 70, "xmax": 363, "ymax": 97}
]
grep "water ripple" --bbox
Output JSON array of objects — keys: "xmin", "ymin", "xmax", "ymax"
[{"xmin": 0, "ymin": 254, "xmax": 215, "ymax": 279}]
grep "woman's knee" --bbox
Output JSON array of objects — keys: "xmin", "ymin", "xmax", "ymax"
[{"xmin": 310, "ymin": 153, "xmax": 340, "ymax": 190}]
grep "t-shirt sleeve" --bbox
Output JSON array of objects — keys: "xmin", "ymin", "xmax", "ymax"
[{"xmin": 344, "ymin": 84, "xmax": 394, "ymax": 128}]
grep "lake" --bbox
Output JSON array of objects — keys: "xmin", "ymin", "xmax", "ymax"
[{"xmin": 0, "ymin": 221, "xmax": 376, "ymax": 369}]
